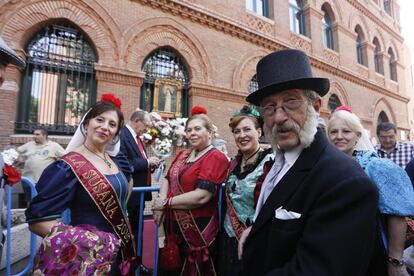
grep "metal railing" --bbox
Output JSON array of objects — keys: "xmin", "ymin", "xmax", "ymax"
[
  {"xmin": 5, "ymin": 177, "xmax": 38, "ymax": 276},
  {"xmin": 4, "ymin": 183, "xmax": 225, "ymax": 276},
  {"xmin": 132, "ymin": 186, "xmax": 160, "ymax": 276}
]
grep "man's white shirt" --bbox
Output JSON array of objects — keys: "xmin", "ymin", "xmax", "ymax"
[{"xmin": 254, "ymin": 144, "xmax": 305, "ymax": 220}]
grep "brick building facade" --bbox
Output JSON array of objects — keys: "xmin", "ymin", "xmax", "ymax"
[{"xmin": 0, "ymin": 0, "xmax": 412, "ymax": 157}]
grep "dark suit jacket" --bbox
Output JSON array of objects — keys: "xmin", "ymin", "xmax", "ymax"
[
  {"xmin": 242, "ymin": 129, "xmax": 379, "ymax": 276},
  {"xmin": 119, "ymin": 126, "xmax": 152, "ymax": 206}
]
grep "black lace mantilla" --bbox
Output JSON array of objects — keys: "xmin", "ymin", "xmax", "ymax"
[
  {"xmin": 196, "ymin": 180, "xmax": 217, "ymax": 193},
  {"xmin": 232, "ymin": 148, "xmax": 272, "ymax": 179}
]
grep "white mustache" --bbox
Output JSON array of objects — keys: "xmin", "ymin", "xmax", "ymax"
[{"xmin": 272, "ymin": 120, "xmax": 301, "ymax": 136}]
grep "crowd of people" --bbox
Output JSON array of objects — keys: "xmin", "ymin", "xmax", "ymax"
[{"xmin": 2, "ymin": 34, "xmax": 414, "ymax": 275}]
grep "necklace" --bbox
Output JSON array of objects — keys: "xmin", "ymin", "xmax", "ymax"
[
  {"xmin": 83, "ymin": 144, "xmax": 112, "ymax": 168},
  {"xmin": 242, "ymin": 146, "xmax": 261, "ymax": 163}
]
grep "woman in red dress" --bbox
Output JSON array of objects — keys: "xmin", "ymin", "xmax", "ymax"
[{"xmin": 152, "ymin": 111, "xmax": 229, "ymax": 276}]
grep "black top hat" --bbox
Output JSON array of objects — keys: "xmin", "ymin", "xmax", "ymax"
[
  {"xmin": 0, "ymin": 36, "xmax": 26, "ymax": 68},
  {"xmin": 246, "ymin": 49, "xmax": 329, "ymax": 105}
]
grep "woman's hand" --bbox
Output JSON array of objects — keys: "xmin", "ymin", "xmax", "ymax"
[
  {"xmin": 153, "ymin": 210, "xmax": 165, "ymax": 225},
  {"xmin": 152, "ymin": 196, "xmax": 166, "ymax": 211},
  {"xmin": 29, "ymin": 220, "xmax": 59, "ymax": 238}
]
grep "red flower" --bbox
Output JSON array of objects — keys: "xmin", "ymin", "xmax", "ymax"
[
  {"xmin": 60, "ymin": 244, "xmax": 78, "ymax": 263},
  {"xmin": 3, "ymin": 164, "xmax": 21, "ymax": 185},
  {"xmin": 97, "ymin": 263, "xmax": 111, "ymax": 273},
  {"xmin": 334, "ymin": 105, "xmax": 353, "ymax": 113},
  {"xmin": 48, "ymin": 268, "xmax": 65, "ymax": 276},
  {"xmin": 191, "ymin": 106, "xmax": 207, "ymax": 115},
  {"xmin": 101, "ymin": 93, "xmax": 122, "ymax": 109}
]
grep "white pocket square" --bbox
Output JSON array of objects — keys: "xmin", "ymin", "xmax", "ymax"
[{"xmin": 275, "ymin": 206, "xmax": 301, "ymax": 220}]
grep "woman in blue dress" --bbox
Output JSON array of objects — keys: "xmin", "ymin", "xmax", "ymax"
[
  {"xmin": 26, "ymin": 95, "xmax": 136, "ymax": 275},
  {"xmin": 217, "ymin": 105, "xmax": 273, "ymax": 276},
  {"xmin": 328, "ymin": 106, "xmax": 414, "ymax": 276}
]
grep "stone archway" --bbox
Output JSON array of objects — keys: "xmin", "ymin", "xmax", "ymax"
[
  {"xmin": 123, "ymin": 17, "xmax": 210, "ymax": 84},
  {"xmin": 322, "ymin": 80, "xmax": 349, "ymax": 112},
  {"xmin": 372, "ymin": 97, "xmax": 396, "ymax": 126},
  {"xmin": 232, "ymin": 49, "xmax": 269, "ymax": 94},
  {"xmin": 0, "ymin": 0, "xmax": 121, "ymax": 64}
]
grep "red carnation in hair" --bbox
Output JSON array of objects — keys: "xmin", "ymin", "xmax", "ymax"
[
  {"xmin": 334, "ymin": 105, "xmax": 353, "ymax": 113},
  {"xmin": 101, "ymin": 93, "xmax": 122, "ymax": 109},
  {"xmin": 191, "ymin": 106, "xmax": 207, "ymax": 115}
]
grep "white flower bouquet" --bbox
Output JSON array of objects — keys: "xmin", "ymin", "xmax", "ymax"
[
  {"xmin": 151, "ymin": 138, "xmax": 173, "ymax": 160},
  {"xmin": 1, "ymin": 148, "xmax": 19, "ymax": 165},
  {"xmin": 145, "ymin": 112, "xmax": 188, "ymax": 158}
]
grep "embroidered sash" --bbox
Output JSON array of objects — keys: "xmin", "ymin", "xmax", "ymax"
[
  {"xmin": 225, "ymin": 192, "xmax": 246, "ymax": 241},
  {"xmin": 169, "ymin": 150, "xmax": 218, "ymax": 276},
  {"xmin": 225, "ymin": 157, "xmax": 247, "ymax": 241},
  {"xmin": 61, "ymin": 152, "xmax": 137, "ymax": 274}
]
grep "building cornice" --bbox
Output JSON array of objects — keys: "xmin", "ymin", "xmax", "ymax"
[
  {"xmin": 132, "ymin": 0, "xmax": 281, "ymax": 50},
  {"xmin": 346, "ymin": 0, "xmax": 403, "ymax": 43},
  {"xmin": 133, "ymin": 0, "xmax": 408, "ymax": 103},
  {"xmin": 310, "ymin": 57, "xmax": 409, "ymax": 103},
  {"xmin": 95, "ymin": 64, "xmax": 144, "ymax": 86},
  {"xmin": 190, "ymin": 82, "xmax": 246, "ymax": 102}
]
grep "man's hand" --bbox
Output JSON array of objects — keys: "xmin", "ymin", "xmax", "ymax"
[
  {"xmin": 238, "ymin": 226, "xmax": 252, "ymax": 260},
  {"xmin": 148, "ymin": 156, "xmax": 160, "ymax": 168}
]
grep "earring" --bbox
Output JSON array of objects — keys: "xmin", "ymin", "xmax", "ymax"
[{"xmin": 111, "ymin": 135, "xmax": 120, "ymax": 144}]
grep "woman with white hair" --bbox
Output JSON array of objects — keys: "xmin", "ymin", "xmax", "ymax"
[{"xmin": 328, "ymin": 106, "xmax": 414, "ymax": 276}]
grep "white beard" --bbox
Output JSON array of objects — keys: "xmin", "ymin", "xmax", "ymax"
[{"xmin": 264, "ymin": 104, "xmax": 319, "ymax": 151}]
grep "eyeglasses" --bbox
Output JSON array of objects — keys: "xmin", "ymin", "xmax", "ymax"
[{"xmin": 260, "ymin": 99, "xmax": 306, "ymax": 117}]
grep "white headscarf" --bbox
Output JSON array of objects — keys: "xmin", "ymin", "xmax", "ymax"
[{"xmin": 64, "ymin": 109, "xmax": 120, "ymax": 156}]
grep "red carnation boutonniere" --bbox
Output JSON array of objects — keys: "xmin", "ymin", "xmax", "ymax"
[{"xmin": 3, "ymin": 164, "xmax": 21, "ymax": 185}]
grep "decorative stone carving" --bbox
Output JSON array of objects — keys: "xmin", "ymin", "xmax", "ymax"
[
  {"xmin": 246, "ymin": 13, "xmax": 274, "ymax": 36},
  {"xmin": 356, "ymin": 65, "xmax": 369, "ymax": 79},
  {"xmin": 290, "ymin": 33, "xmax": 312, "ymax": 54},
  {"xmin": 323, "ymin": 49, "xmax": 340, "ymax": 67},
  {"xmin": 375, "ymin": 74, "xmax": 386, "ymax": 87},
  {"xmin": 387, "ymin": 80, "xmax": 399, "ymax": 93}
]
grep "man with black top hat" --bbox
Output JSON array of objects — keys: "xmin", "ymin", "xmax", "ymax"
[
  {"xmin": 0, "ymin": 35, "xmax": 25, "ymax": 263},
  {"xmin": 238, "ymin": 49, "xmax": 381, "ymax": 275}
]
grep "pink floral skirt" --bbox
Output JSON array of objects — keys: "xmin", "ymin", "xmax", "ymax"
[{"xmin": 33, "ymin": 222, "xmax": 121, "ymax": 276}]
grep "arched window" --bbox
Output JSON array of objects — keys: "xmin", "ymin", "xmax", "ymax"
[
  {"xmin": 16, "ymin": 23, "xmax": 97, "ymax": 134},
  {"xmin": 383, "ymin": 0, "xmax": 392, "ymax": 15},
  {"xmin": 378, "ymin": 111, "xmax": 389, "ymax": 124},
  {"xmin": 328, "ymin": 94, "xmax": 341, "ymax": 112},
  {"xmin": 321, "ymin": 6, "xmax": 334, "ymax": 50},
  {"xmin": 246, "ymin": 0, "xmax": 269, "ymax": 17},
  {"xmin": 373, "ymin": 38, "xmax": 383, "ymax": 74},
  {"xmin": 248, "ymin": 74, "xmax": 258, "ymax": 94},
  {"xmin": 388, "ymin": 48, "xmax": 397, "ymax": 81},
  {"xmin": 355, "ymin": 26, "xmax": 365, "ymax": 65},
  {"xmin": 141, "ymin": 47, "xmax": 190, "ymax": 117},
  {"xmin": 289, "ymin": 0, "xmax": 306, "ymax": 35}
]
